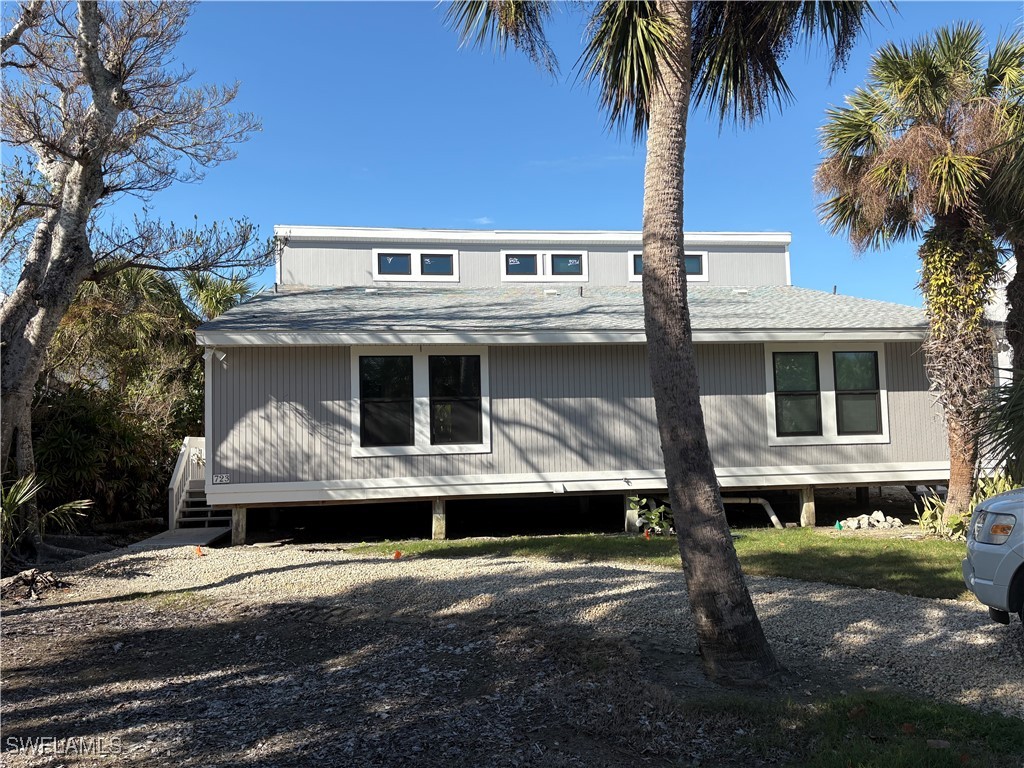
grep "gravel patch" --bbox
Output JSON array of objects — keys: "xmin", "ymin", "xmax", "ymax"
[{"xmin": 2, "ymin": 543, "xmax": 1022, "ymax": 766}]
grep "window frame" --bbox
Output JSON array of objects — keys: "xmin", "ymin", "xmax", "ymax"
[
  {"xmin": 371, "ymin": 248, "xmax": 460, "ymax": 283},
  {"xmin": 350, "ymin": 346, "xmax": 491, "ymax": 457},
  {"xmin": 833, "ymin": 350, "xmax": 883, "ymax": 436},
  {"xmin": 628, "ymin": 250, "xmax": 710, "ymax": 282},
  {"xmin": 764, "ymin": 342, "xmax": 890, "ymax": 446},
  {"xmin": 772, "ymin": 351, "xmax": 822, "ymax": 438},
  {"xmin": 501, "ymin": 250, "xmax": 589, "ymax": 282}
]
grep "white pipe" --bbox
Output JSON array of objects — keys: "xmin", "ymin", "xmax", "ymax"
[{"xmin": 722, "ymin": 496, "xmax": 784, "ymax": 529}]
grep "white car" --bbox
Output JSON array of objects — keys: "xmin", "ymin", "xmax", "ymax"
[{"xmin": 963, "ymin": 488, "xmax": 1024, "ymax": 624}]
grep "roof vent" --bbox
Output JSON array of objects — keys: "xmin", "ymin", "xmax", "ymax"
[
  {"xmin": 364, "ymin": 288, "xmax": 379, "ymax": 294},
  {"xmin": 732, "ymin": 288, "xmax": 750, "ymax": 295},
  {"xmin": 544, "ymin": 289, "xmax": 559, "ymax": 296}
]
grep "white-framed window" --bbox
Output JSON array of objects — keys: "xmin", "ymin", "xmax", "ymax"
[
  {"xmin": 351, "ymin": 346, "xmax": 491, "ymax": 457},
  {"xmin": 501, "ymin": 250, "xmax": 589, "ymax": 282},
  {"xmin": 371, "ymin": 249, "xmax": 460, "ymax": 282},
  {"xmin": 628, "ymin": 250, "xmax": 709, "ymax": 282},
  {"xmin": 764, "ymin": 342, "xmax": 890, "ymax": 446}
]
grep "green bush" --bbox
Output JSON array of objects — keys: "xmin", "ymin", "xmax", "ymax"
[
  {"xmin": 629, "ymin": 496, "xmax": 674, "ymax": 535},
  {"xmin": 916, "ymin": 473, "xmax": 1020, "ymax": 540}
]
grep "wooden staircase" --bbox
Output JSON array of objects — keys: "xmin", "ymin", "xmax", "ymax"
[{"xmin": 176, "ymin": 479, "xmax": 232, "ymax": 529}]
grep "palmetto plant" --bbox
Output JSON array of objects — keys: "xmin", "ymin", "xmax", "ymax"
[
  {"xmin": 816, "ymin": 22, "xmax": 1024, "ymax": 522},
  {"xmin": 446, "ymin": 0, "xmax": 874, "ymax": 685},
  {"xmin": 1, "ymin": 473, "xmax": 90, "ymax": 566}
]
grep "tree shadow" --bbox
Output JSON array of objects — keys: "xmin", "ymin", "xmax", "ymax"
[{"xmin": 3, "ymin": 554, "xmax": 1021, "ymax": 767}]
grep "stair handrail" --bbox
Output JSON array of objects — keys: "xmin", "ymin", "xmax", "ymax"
[{"xmin": 168, "ymin": 436, "xmax": 205, "ymax": 529}]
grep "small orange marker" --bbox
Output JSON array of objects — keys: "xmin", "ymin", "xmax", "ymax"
[
  {"xmin": 393, "ymin": 550, "xmax": 402, "ymax": 560},
  {"xmin": 195, "ymin": 546, "xmax": 204, "ymax": 557},
  {"xmin": 643, "ymin": 529, "xmax": 651, "ymax": 540}
]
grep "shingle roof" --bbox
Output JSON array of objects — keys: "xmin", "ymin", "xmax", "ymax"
[{"xmin": 197, "ymin": 285, "xmax": 927, "ymax": 344}]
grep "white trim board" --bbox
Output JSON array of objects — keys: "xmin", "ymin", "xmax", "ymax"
[
  {"xmin": 205, "ymin": 462, "xmax": 951, "ymax": 507},
  {"xmin": 275, "ymin": 226, "xmax": 793, "ymax": 248},
  {"xmin": 197, "ymin": 328, "xmax": 929, "ymax": 347}
]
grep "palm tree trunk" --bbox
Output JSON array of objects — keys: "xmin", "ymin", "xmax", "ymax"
[{"xmin": 642, "ymin": 0, "xmax": 779, "ymax": 686}]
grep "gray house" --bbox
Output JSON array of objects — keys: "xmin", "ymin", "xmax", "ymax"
[{"xmin": 178, "ymin": 226, "xmax": 949, "ymax": 543}]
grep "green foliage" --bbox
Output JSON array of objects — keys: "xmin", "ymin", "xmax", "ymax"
[
  {"xmin": 979, "ymin": 371, "xmax": 1024, "ymax": 482},
  {"xmin": 629, "ymin": 495, "xmax": 674, "ymax": 535},
  {"xmin": 916, "ymin": 473, "xmax": 1021, "ymax": 539},
  {"xmin": 1, "ymin": 474, "xmax": 90, "ymax": 553},
  {"xmin": 33, "ymin": 267, "xmax": 253, "ymax": 524}
]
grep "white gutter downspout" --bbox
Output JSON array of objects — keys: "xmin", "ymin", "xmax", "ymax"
[{"xmin": 722, "ymin": 496, "xmax": 784, "ymax": 529}]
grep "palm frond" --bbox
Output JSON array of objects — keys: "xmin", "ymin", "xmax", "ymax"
[
  {"xmin": 692, "ymin": 1, "xmax": 875, "ymax": 127},
  {"xmin": 575, "ymin": 1, "xmax": 676, "ymax": 140},
  {"xmin": 444, "ymin": 0, "xmax": 558, "ymax": 75}
]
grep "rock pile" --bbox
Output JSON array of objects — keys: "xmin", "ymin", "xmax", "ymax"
[{"xmin": 839, "ymin": 510, "xmax": 904, "ymax": 530}]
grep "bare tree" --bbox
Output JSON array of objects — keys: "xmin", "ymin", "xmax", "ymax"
[{"xmin": 1, "ymin": 1, "xmax": 270, "ymax": 489}]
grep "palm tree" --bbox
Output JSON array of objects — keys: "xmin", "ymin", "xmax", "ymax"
[
  {"xmin": 816, "ymin": 23, "xmax": 1024, "ymax": 521},
  {"xmin": 447, "ymin": 0, "xmax": 873, "ymax": 685}
]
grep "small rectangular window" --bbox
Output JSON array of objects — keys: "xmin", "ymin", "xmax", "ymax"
[
  {"xmin": 551, "ymin": 253, "xmax": 584, "ymax": 276},
  {"xmin": 834, "ymin": 351, "xmax": 881, "ymax": 435},
  {"xmin": 377, "ymin": 252, "xmax": 411, "ymax": 276},
  {"xmin": 420, "ymin": 253, "xmax": 454, "ymax": 276},
  {"xmin": 505, "ymin": 253, "xmax": 538, "ymax": 276},
  {"xmin": 359, "ymin": 356, "xmax": 414, "ymax": 447},
  {"xmin": 629, "ymin": 250, "xmax": 705, "ymax": 281},
  {"xmin": 429, "ymin": 355, "xmax": 482, "ymax": 445},
  {"xmin": 773, "ymin": 351, "xmax": 821, "ymax": 436}
]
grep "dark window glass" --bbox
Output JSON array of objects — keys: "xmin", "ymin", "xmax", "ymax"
[
  {"xmin": 359, "ymin": 356, "xmax": 414, "ymax": 447},
  {"xmin": 834, "ymin": 351, "xmax": 881, "ymax": 435},
  {"xmin": 421, "ymin": 253, "xmax": 454, "ymax": 276},
  {"xmin": 633, "ymin": 253, "xmax": 643, "ymax": 276},
  {"xmin": 684, "ymin": 253, "xmax": 703, "ymax": 276},
  {"xmin": 551, "ymin": 253, "xmax": 583, "ymax": 276},
  {"xmin": 505, "ymin": 253, "xmax": 537, "ymax": 276},
  {"xmin": 773, "ymin": 352, "xmax": 821, "ymax": 436},
  {"xmin": 429, "ymin": 355, "xmax": 482, "ymax": 445},
  {"xmin": 377, "ymin": 252, "xmax": 411, "ymax": 276}
]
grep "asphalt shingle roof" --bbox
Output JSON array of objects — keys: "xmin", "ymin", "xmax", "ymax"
[{"xmin": 198, "ymin": 285, "xmax": 926, "ymax": 339}]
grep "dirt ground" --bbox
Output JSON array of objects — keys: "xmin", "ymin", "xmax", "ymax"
[{"xmin": 2, "ymin": 541, "xmax": 1021, "ymax": 768}]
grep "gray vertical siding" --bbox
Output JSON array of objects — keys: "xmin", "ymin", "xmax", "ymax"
[
  {"xmin": 211, "ymin": 342, "xmax": 947, "ymax": 485},
  {"xmin": 280, "ymin": 241, "xmax": 789, "ymax": 289}
]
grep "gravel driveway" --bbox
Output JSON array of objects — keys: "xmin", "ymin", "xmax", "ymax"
[{"xmin": 2, "ymin": 544, "xmax": 1022, "ymax": 767}]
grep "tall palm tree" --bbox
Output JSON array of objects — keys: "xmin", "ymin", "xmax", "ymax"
[
  {"xmin": 447, "ymin": 0, "xmax": 873, "ymax": 685},
  {"xmin": 817, "ymin": 23, "xmax": 1024, "ymax": 521}
]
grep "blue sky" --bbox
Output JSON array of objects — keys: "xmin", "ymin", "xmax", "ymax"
[{"xmin": 143, "ymin": 1, "xmax": 1024, "ymax": 306}]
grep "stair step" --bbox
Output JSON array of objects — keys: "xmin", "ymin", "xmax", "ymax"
[
  {"xmin": 178, "ymin": 517, "xmax": 232, "ymax": 528},
  {"xmin": 187, "ymin": 479, "xmax": 205, "ymax": 490}
]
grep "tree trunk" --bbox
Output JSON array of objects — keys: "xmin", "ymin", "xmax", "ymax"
[{"xmin": 642, "ymin": 0, "xmax": 779, "ymax": 686}]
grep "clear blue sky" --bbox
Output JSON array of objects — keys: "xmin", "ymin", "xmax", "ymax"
[{"xmin": 143, "ymin": 1, "xmax": 1024, "ymax": 306}]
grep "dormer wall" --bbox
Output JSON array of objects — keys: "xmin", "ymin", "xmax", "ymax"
[{"xmin": 274, "ymin": 227, "xmax": 792, "ymax": 290}]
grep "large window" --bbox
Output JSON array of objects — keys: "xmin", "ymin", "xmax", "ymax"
[
  {"xmin": 502, "ymin": 251, "xmax": 589, "ymax": 282},
  {"xmin": 834, "ymin": 351, "xmax": 881, "ymax": 435},
  {"xmin": 371, "ymin": 249, "xmax": 460, "ymax": 282},
  {"xmin": 628, "ymin": 250, "xmax": 708, "ymax": 282},
  {"xmin": 773, "ymin": 352, "xmax": 822, "ymax": 437},
  {"xmin": 764, "ymin": 344, "xmax": 890, "ymax": 446},
  {"xmin": 352, "ymin": 347, "xmax": 490, "ymax": 456},
  {"xmin": 429, "ymin": 356, "xmax": 482, "ymax": 445},
  {"xmin": 359, "ymin": 356, "xmax": 414, "ymax": 447}
]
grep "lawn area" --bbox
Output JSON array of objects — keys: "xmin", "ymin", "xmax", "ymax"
[{"xmin": 351, "ymin": 527, "xmax": 971, "ymax": 600}]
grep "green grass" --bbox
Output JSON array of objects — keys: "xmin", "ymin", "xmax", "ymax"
[
  {"xmin": 727, "ymin": 693, "xmax": 1024, "ymax": 767},
  {"xmin": 351, "ymin": 528, "xmax": 970, "ymax": 600}
]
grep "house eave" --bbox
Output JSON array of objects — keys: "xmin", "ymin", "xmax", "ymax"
[
  {"xmin": 196, "ymin": 328, "xmax": 929, "ymax": 347},
  {"xmin": 274, "ymin": 225, "xmax": 792, "ymax": 249}
]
